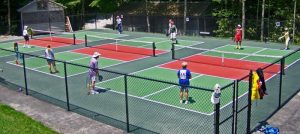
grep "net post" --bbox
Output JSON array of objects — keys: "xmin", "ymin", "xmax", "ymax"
[
  {"xmin": 152, "ymin": 42, "xmax": 156, "ymax": 57},
  {"xmin": 22, "ymin": 53, "xmax": 28, "ymax": 95},
  {"xmin": 63, "ymin": 62, "xmax": 70, "ymax": 111},
  {"xmin": 281, "ymin": 57, "xmax": 285, "ymax": 75},
  {"xmin": 246, "ymin": 70, "xmax": 253, "ymax": 134},
  {"xmin": 234, "ymin": 80, "xmax": 239, "ymax": 134},
  {"xmin": 85, "ymin": 34, "xmax": 87, "ymax": 47},
  {"xmin": 171, "ymin": 43, "xmax": 175, "ymax": 59},
  {"xmin": 214, "ymin": 99, "xmax": 220, "ymax": 134},
  {"xmin": 73, "ymin": 33, "xmax": 76, "ymax": 45},
  {"xmin": 124, "ymin": 74, "xmax": 130, "ymax": 133}
]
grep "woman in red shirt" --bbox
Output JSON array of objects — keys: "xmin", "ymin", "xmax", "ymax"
[{"xmin": 234, "ymin": 24, "xmax": 242, "ymax": 49}]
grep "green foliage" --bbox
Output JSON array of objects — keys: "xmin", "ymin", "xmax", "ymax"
[
  {"xmin": 212, "ymin": 9, "xmax": 237, "ymax": 37},
  {"xmin": 89, "ymin": 0, "xmax": 122, "ymax": 13},
  {"xmin": 0, "ymin": 103, "xmax": 58, "ymax": 134}
]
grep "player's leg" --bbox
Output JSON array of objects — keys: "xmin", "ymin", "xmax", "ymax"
[
  {"xmin": 179, "ymin": 87, "xmax": 184, "ymax": 104},
  {"xmin": 285, "ymin": 38, "xmax": 289, "ymax": 50},
  {"xmin": 52, "ymin": 61, "xmax": 59, "ymax": 73},
  {"xmin": 91, "ymin": 76, "xmax": 99, "ymax": 94},
  {"xmin": 47, "ymin": 60, "xmax": 53, "ymax": 73},
  {"xmin": 185, "ymin": 87, "xmax": 189, "ymax": 104},
  {"xmin": 238, "ymin": 41, "xmax": 242, "ymax": 49}
]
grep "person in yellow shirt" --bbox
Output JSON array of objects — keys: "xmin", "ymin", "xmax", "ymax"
[{"xmin": 279, "ymin": 28, "xmax": 290, "ymax": 50}]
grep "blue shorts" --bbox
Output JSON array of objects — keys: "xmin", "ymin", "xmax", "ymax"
[{"xmin": 179, "ymin": 83, "xmax": 189, "ymax": 91}]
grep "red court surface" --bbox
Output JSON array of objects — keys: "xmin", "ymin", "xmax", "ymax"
[
  {"xmin": 160, "ymin": 60, "xmax": 277, "ymax": 80},
  {"xmin": 72, "ymin": 44, "xmax": 166, "ymax": 61},
  {"xmin": 183, "ymin": 55, "xmax": 281, "ymax": 73},
  {"xmin": 18, "ymin": 37, "xmax": 84, "ymax": 48}
]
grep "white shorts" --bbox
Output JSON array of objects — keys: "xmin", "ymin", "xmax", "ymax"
[
  {"xmin": 90, "ymin": 76, "xmax": 96, "ymax": 82},
  {"xmin": 170, "ymin": 33, "xmax": 176, "ymax": 39}
]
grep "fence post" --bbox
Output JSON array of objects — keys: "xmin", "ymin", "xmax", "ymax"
[
  {"xmin": 124, "ymin": 74, "xmax": 130, "ymax": 133},
  {"xmin": 214, "ymin": 102, "xmax": 220, "ymax": 134},
  {"xmin": 246, "ymin": 70, "xmax": 253, "ymax": 133},
  {"xmin": 278, "ymin": 58, "xmax": 284, "ymax": 109},
  {"xmin": 73, "ymin": 33, "xmax": 76, "ymax": 45},
  {"xmin": 22, "ymin": 53, "xmax": 28, "ymax": 95},
  {"xmin": 232, "ymin": 80, "xmax": 237, "ymax": 134},
  {"xmin": 85, "ymin": 34, "xmax": 87, "ymax": 47},
  {"xmin": 171, "ymin": 43, "xmax": 175, "ymax": 59},
  {"xmin": 235, "ymin": 80, "xmax": 239, "ymax": 134},
  {"xmin": 64, "ymin": 62, "xmax": 70, "ymax": 111},
  {"xmin": 152, "ymin": 42, "xmax": 156, "ymax": 57}
]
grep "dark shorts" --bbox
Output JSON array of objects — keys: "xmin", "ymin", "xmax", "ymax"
[
  {"xmin": 24, "ymin": 35, "xmax": 29, "ymax": 41},
  {"xmin": 179, "ymin": 83, "xmax": 189, "ymax": 91},
  {"xmin": 47, "ymin": 59, "xmax": 55, "ymax": 65}
]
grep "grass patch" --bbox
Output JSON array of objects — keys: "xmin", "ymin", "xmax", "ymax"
[{"xmin": 0, "ymin": 103, "xmax": 58, "ymax": 134}]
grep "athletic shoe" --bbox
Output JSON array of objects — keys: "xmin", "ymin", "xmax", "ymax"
[
  {"xmin": 180, "ymin": 100, "xmax": 183, "ymax": 104},
  {"xmin": 185, "ymin": 101, "xmax": 189, "ymax": 104},
  {"xmin": 23, "ymin": 45, "xmax": 26, "ymax": 48},
  {"xmin": 27, "ymin": 46, "xmax": 31, "ymax": 48},
  {"xmin": 91, "ymin": 90, "xmax": 99, "ymax": 95}
]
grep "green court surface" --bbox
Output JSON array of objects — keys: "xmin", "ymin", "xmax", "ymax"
[
  {"xmin": 202, "ymin": 45, "xmax": 300, "ymax": 65},
  {"xmin": 7, "ymin": 51, "xmax": 122, "ymax": 77},
  {"xmin": 0, "ymin": 42, "xmax": 44, "ymax": 57},
  {"xmin": 96, "ymin": 66, "xmax": 240, "ymax": 114},
  {"xmin": 119, "ymin": 37, "xmax": 203, "ymax": 51}
]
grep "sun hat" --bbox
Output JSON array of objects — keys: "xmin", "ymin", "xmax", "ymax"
[{"xmin": 92, "ymin": 52, "xmax": 101, "ymax": 58}]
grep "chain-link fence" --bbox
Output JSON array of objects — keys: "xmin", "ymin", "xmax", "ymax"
[{"xmin": 0, "ymin": 46, "xmax": 300, "ymax": 133}]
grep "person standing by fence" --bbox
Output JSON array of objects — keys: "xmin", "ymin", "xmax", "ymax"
[
  {"xmin": 22, "ymin": 26, "xmax": 30, "ymax": 48},
  {"xmin": 177, "ymin": 62, "xmax": 192, "ymax": 104},
  {"xmin": 14, "ymin": 42, "xmax": 20, "ymax": 64},
  {"xmin": 116, "ymin": 16, "xmax": 123, "ymax": 34}
]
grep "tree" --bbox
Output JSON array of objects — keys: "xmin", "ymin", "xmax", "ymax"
[
  {"xmin": 260, "ymin": 0, "xmax": 265, "ymax": 41},
  {"xmin": 183, "ymin": 0, "xmax": 187, "ymax": 35},
  {"xmin": 7, "ymin": 0, "xmax": 11, "ymax": 34},
  {"xmin": 146, "ymin": 0, "xmax": 150, "ymax": 32},
  {"xmin": 242, "ymin": 0, "xmax": 245, "ymax": 39},
  {"xmin": 292, "ymin": 0, "xmax": 297, "ymax": 44}
]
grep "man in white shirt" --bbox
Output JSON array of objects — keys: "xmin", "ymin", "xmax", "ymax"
[
  {"xmin": 116, "ymin": 16, "xmax": 123, "ymax": 34},
  {"xmin": 22, "ymin": 26, "xmax": 30, "ymax": 48}
]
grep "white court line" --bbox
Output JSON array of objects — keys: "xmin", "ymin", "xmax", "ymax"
[
  {"xmin": 32, "ymin": 56, "xmax": 90, "ymax": 70},
  {"xmin": 218, "ymin": 52, "xmax": 300, "ymax": 113},
  {"xmin": 95, "ymin": 85, "xmax": 211, "ymax": 116},
  {"xmin": 142, "ymin": 74, "xmax": 204, "ymax": 98},
  {"xmin": 240, "ymin": 48, "xmax": 268, "ymax": 60},
  {"xmin": 6, "ymin": 61, "xmax": 65, "ymax": 78}
]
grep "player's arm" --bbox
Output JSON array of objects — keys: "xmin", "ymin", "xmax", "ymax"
[
  {"xmin": 177, "ymin": 71, "xmax": 180, "ymax": 78},
  {"xmin": 188, "ymin": 71, "xmax": 192, "ymax": 79}
]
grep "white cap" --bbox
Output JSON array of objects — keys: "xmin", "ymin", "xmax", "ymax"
[
  {"xmin": 285, "ymin": 27, "xmax": 288, "ymax": 30},
  {"xmin": 237, "ymin": 24, "xmax": 241, "ymax": 27},
  {"xmin": 24, "ymin": 25, "xmax": 28, "ymax": 29},
  {"xmin": 214, "ymin": 84, "xmax": 221, "ymax": 93},
  {"xmin": 92, "ymin": 52, "xmax": 101, "ymax": 58}
]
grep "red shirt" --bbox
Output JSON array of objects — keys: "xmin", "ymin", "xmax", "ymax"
[{"xmin": 235, "ymin": 28, "xmax": 242, "ymax": 37}]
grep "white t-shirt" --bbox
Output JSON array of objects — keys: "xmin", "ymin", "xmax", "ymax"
[
  {"xmin": 23, "ymin": 29, "xmax": 28, "ymax": 36},
  {"xmin": 116, "ymin": 18, "xmax": 122, "ymax": 24}
]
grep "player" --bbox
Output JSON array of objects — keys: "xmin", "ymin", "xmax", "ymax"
[
  {"xmin": 45, "ymin": 45, "xmax": 59, "ymax": 74},
  {"xmin": 87, "ymin": 52, "xmax": 101, "ymax": 95},
  {"xmin": 177, "ymin": 62, "xmax": 192, "ymax": 104},
  {"xmin": 116, "ymin": 16, "xmax": 123, "ymax": 34},
  {"xmin": 13, "ymin": 42, "xmax": 20, "ymax": 64},
  {"xmin": 22, "ymin": 26, "xmax": 30, "ymax": 48},
  {"xmin": 234, "ymin": 24, "xmax": 242, "ymax": 49},
  {"xmin": 279, "ymin": 28, "xmax": 290, "ymax": 50},
  {"xmin": 166, "ymin": 19, "xmax": 172, "ymax": 36},
  {"xmin": 169, "ymin": 21, "xmax": 178, "ymax": 44}
]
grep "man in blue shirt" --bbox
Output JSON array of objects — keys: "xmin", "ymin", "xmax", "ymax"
[{"xmin": 177, "ymin": 62, "xmax": 192, "ymax": 104}]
